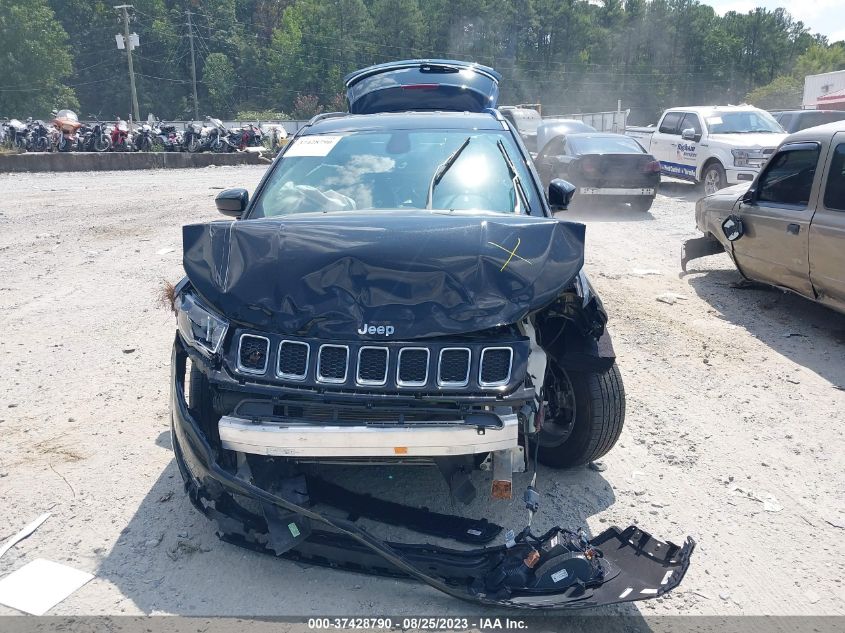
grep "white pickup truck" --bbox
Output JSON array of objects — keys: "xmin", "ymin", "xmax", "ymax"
[{"xmin": 627, "ymin": 105, "xmax": 787, "ymax": 195}]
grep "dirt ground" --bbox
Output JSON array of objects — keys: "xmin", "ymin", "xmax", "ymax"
[{"xmin": 1, "ymin": 166, "xmax": 844, "ymax": 617}]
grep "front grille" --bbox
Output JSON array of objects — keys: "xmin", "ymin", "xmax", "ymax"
[
  {"xmin": 480, "ymin": 348, "xmax": 512, "ymax": 386},
  {"xmin": 438, "ymin": 348, "xmax": 470, "ymax": 386},
  {"xmin": 233, "ymin": 332, "xmax": 522, "ymax": 392},
  {"xmin": 357, "ymin": 347, "xmax": 388, "ymax": 385},
  {"xmin": 317, "ymin": 345, "xmax": 348, "ymax": 383},
  {"xmin": 238, "ymin": 335, "xmax": 269, "ymax": 374},
  {"xmin": 397, "ymin": 348, "xmax": 428, "ymax": 386},
  {"xmin": 278, "ymin": 340, "xmax": 309, "ymax": 379}
]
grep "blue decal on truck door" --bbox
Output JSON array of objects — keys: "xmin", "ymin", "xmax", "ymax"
[{"xmin": 659, "ymin": 160, "xmax": 697, "ymax": 180}]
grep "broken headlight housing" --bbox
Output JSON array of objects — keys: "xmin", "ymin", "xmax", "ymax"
[
  {"xmin": 572, "ymin": 268, "xmax": 594, "ymax": 306},
  {"xmin": 176, "ymin": 291, "xmax": 229, "ymax": 357}
]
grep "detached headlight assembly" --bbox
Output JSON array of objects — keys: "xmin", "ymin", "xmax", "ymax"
[{"xmin": 176, "ymin": 291, "xmax": 229, "ymax": 357}]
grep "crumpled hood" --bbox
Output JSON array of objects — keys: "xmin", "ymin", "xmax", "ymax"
[{"xmin": 182, "ymin": 212, "xmax": 585, "ymax": 340}]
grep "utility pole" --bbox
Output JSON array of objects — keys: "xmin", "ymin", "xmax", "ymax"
[
  {"xmin": 114, "ymin": 4, "xmax": 140, "ymax": 122},
  {"xmin": 187, "ymin": 10, "xmax": 199, "ymax": 120}
]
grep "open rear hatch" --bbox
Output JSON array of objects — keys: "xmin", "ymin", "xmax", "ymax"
[{"xmin": 344, "ymin": 59, "xmax": 501, "ymax": 114}]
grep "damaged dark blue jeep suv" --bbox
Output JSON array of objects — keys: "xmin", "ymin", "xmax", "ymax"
[{"xmin": 169, "ymin": 59, "xmax": 693, "ymax": 609}]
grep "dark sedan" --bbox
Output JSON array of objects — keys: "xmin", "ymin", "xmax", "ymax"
[{"xmin": 534, "ymin": 133, "xmax": 661, "ymax": 212}]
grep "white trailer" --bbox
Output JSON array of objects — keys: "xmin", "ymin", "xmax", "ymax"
[{"xmin": 803, "ymin": 70, "xmax": 845, "ymax": 109}]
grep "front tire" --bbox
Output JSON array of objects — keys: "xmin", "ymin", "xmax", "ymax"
[
  {"xmin": 702, "ymin": 162, "xmax": 726, "ymax": 196},
  {"xmin": 537, "ymin": 363, "xmax": 625, "ymax": 469}
]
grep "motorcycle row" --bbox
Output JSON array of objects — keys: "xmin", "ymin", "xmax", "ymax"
[{"xmin": 1, "ymin": 110, "xmax": 283, "ymax": 154}]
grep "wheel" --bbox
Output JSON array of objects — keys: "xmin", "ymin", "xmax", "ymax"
[
  {"xmin": 94, "ymin": 135, "xmax": 110, "ymax": 152},
  {"xmin": 629, "ymin": 196, "xmax": 655, "ymax": 212},
  {"xmin": 36, "ymin": 138, "xmax": 49, "ymax": 153},
  {"xmin": 188, "ymin": 137, "xmax": 201, "ymax": 153},
  {"xmin": 702, "ymin": 162, "xmax": 726, "ymax": 196},
  {"xmin": 535, "ymin": 362, "xmax": 625, "ymax": 468}
]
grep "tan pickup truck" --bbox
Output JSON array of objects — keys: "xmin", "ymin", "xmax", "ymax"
[{"xmin": 682, "ymin": 120, "xmax": 845, "ymax": 314}]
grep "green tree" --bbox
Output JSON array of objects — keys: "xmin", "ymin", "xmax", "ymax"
[
  {"xmin": 0, "ymin": 0, "xmax": 77, "ymax": 117},
  {"xmin": 202, "ymin": 53, "xmax": 236, "ymax": 115},
  {"xmin": 746, "ymin": 75, "xmax": 803, "ymax": 109}
]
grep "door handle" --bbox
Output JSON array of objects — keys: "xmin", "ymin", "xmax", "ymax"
[{"xmin": 787, "ymin": 223, "xmax": 800, "ymax": 235}]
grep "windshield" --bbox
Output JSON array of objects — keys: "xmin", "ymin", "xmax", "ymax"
[
  {"xmin": 705, "ymin": 110, "xmax": 783, "ymax": 134},
  {"xmin": 250, "ymin": 129, "xmax": 540, "ymax": 217},
  {"xmin": 569, "ymin": 135, "xmax": 645, "ymax": 154}
]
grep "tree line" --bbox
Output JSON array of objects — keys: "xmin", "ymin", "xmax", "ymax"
[{"xmin": 2, "ymin": 0, "xmax": 844, "ymax": 124}]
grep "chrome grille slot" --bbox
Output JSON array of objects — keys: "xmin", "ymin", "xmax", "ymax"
[
  {"xmin": 357, "ymin": 346, "xmax": 388, "ymax": 385},
  {"xmin": 397, "ymin": 347, "xmax": 429, "ymax": 386},
  {"xmin": 277, "ymin": 340, "xmax": 309, "ymax": 380},
  {"xmin": 237, "ymin": 334, "xmax": 269, "ymax": 374},
  {"xmin": 479, "ymin": 347, "xmax": 512, "ymax": 387},
  {"xmin": 438, "ymin": 348, "xmax": 471, "ymax": 387},
  {"xmin": 317, "ymin": 344, "xmax": 348, "ymax": 383}
]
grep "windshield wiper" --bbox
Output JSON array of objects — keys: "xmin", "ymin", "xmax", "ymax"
[
  {"xmin": 425, "ymin": 137, "xmax": 471, "ymax": 209},
  {"xmin": 496, "ymin": 140, "xmax": 530, "ymax": 214}
]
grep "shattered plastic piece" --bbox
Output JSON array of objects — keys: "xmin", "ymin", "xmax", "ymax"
[
  {"xmin": 0, "ymin": 559, "xmax": 93, "ymax": 615},
  {"xmin": 156, "ymin": 247, "xmax": 175, "ymax": 255},
  {"xmin": 655, "ymin": 292, "xmax": 688, "ymax": 305},
  {"xmin": 0, "ymin": 513, "xmax": 50, "ymax": 560},
  {"xmin": 630, "ymin": 269, "xmax": 661, "ymax": 276},
  {"xmin": 763, "ymin": 495, "xmax": 783, "ymax": 513}
]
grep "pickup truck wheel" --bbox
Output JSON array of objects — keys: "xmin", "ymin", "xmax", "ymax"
[
  {"xmin": 702, "ymin": 162, "xmax": 726, "ymax": 195},
  {"xmin": 536, "ymin": 363, "xmax": 625, "ymax": 469},
  {"xmin": 629, "ymin": 196, "xmax": 655, "ymax": 212}
]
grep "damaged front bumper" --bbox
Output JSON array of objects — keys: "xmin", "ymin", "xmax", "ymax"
[{"xmin": 171, "ymin": 340, "xmax": 694, "ymax": 609}]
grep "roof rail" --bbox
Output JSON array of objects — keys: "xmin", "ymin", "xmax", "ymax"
[
  {"xmin": 484, "ymin": 107, "xmax": 506, "ymax": 122},
  {"xmin": 305, "ymin": 111, "xmax": 348, "ymax": 127}
]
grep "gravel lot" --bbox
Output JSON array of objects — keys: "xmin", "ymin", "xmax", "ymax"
[{"xmin": 1, "ymin": 166, "xmax": 844, "ymax": 617}]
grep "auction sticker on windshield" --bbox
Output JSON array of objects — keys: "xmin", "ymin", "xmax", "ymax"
[{"xmin": 285, "ymin": 135, "xmax": 344, "ymax": 156}]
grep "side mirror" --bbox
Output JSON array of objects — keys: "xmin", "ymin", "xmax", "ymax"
[
  {"xmin": 548, "ymin": 179, "xmax": 576, "ymax": 211},
  {"xmin": 215, "ymin": 188, "xmax": 248, "ymax": 218},
  {"xmin": 681, "ymin": 128, "xmax": 701, "ymax": 142},
  {"xmin": 741, "ymin": 188, "xmax": 755, "ymax": 205},
  {"xmin": 721, "ymin": 215, "xmax": 744, "ymax": 242}
]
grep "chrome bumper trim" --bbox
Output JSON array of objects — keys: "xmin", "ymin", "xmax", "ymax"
[{"xmin": 219, "ymin": 413, "xmax": 519, "ymax": 457}]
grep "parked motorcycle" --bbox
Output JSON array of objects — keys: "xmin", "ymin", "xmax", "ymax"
[
  {"xmin": 77, "ymin": 116, "xmax": 111, "ymax": 152},
  {"xmin": 206, "ymin": 116, "xmax": 235, "ymax": 153},
  {"xmin": 154, "ymin": 122, "xmax": 181, "ymax": 151},
  {"xmin": 264, "ymin": 124, "xmax": 288, "ymax": 154},
  {"xmin": 109, "ymin": 117, "xmax": 131, "ymax": 151},
  {"xmin": 134, "ymin": 121, "xmax": 155, "ymax": 152},
  {"xmin": 52, "ymin": 109, "xmax": 81, "ymax": 152},
  {"xmin": 182, "ymin": 121, "xmax": 204, "ymax": 153},
  {"xmin": 229, "ymin": 122, "xmax": 262, "ymax": 150},
  {"xmin": 5, "ymin": 118, "xmax": 29, "ymax": 150},
  {"xmin": 28, "ymin": 119, "xmax": 52, "ymax": 152}
]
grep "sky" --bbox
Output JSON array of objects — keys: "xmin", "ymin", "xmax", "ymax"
[{"xmin": 707, "ymin": 0, "xmax": 845, "ymax": 43}]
